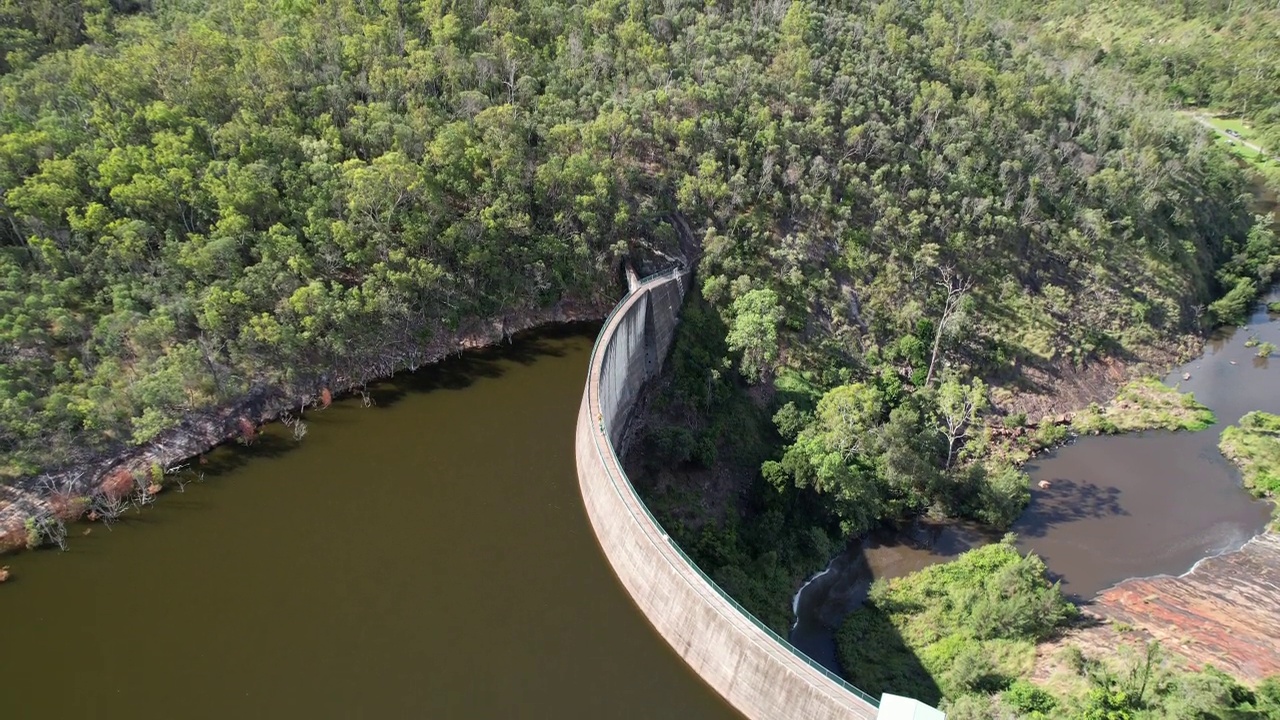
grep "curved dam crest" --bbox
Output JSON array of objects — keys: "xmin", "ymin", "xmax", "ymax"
[{"xmin": 573, "ymin": 268, "xmax": 885, "ymax": 720}]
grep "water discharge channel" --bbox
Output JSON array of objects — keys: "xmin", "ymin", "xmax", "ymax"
[{"xmin": 0, "ymin": 325, "xmax": 740, "ymax": 719}]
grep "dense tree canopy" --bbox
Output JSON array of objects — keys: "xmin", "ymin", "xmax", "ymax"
[
  {"xmin": 0, "ymin": 0, "xmax": 1274, "ymax": 486},
  {"xmin": 1000, "ymin": 0, "xmax": 1280, "ymax": 156}
]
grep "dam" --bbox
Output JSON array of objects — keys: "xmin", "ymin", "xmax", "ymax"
[{"xmin": 574, "ymin": 266, "xmax": 924, "ymax": 719}]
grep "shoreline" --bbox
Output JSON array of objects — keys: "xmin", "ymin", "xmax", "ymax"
[
  {"xmin": 0, "ymin": 297, "xmax": 613, "ymax": 554},
  {"xmin": 1039, "ymin": 530, "xmax": 1280, "ymax": 684}
]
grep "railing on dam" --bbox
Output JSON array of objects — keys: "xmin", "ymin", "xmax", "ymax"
[{"xmin": 577, "ymin": 266, "xmax": 881, "ymax": 719}]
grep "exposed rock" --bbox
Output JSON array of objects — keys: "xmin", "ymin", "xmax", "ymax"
[
  {"xmin": 1038, "ymin": 480, "xmax": 1052, "ymax": 490},
  {"xmin": 1087, "ymin": 532, "xmax": 1280, "ymax": 682},
  {"xmin": 0, "ymin": 566, "xmax": 9, "ymax": 583}
]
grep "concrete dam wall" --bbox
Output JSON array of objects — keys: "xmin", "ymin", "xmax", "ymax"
[{"xmin": 574, "ymin": 268, "xmax": 881, "ymax": 720}]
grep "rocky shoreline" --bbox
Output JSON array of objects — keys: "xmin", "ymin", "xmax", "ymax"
[
  {"xmin": 0, "ymin": 297, "xmax": 611, "ymax": 554},
  {"xmin": 1035, "ymin": 530, "xmax": 1280, "ymax": 684}
]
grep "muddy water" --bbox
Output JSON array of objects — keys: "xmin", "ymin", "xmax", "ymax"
[
  {"xmin": 0, "ymin": 327, "xmax": 737, "ymax": 720},
  {"xmin": 793, "ymin": 296, "xmax": 1279, "ymax": 673},
  {"xmin": 791, "ymin": 521, "xmax": 995, "ymax": 670},
  {"xmin": 1015, "ymin": 298, "xmax": 1277, "ymax": 599}
]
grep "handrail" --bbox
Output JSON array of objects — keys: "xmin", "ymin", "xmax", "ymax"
[{"xmin": 583, "ymin": 267, "xmax": 880, "ymax": 709}]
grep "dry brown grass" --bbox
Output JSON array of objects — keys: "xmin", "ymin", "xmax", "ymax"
[
  {"xmin": 0, "ymin": 518, "xmax": 28, "ymax": 554},
  {"xmin": 101, "ymin": 468, "xmax": 135, "ymax": 501}
]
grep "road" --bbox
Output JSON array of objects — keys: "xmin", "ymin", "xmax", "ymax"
[{"xmin": 1191, "ymin": 114, "xmax": 1267, "ymax": 155}]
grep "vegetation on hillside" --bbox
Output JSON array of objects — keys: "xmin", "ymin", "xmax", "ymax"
[
  {"xmin": 2, "ymin": 0, "xmax": 1276, "ymax": 485},
  {"xmin": 1071, "ymin": 377, "xmax": 1215, "ymax": 435},
  {"xmin": 998, "ymin": 0, "xmax": 1280, "ymax": 187}
]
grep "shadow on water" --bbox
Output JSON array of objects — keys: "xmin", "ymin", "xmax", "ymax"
[
  {"xmin": 193, "ymin": 430, "xmax": 298, "ymax": 478},
  {"xmin": 364, "ymin": 322, "xmax": 591, "ymax": 408},
  {"xmin": 790, "ymin": 520, "xmax": 994, "ymax": 701},
  {"xmin": 1010, "ymin": 471, "xmax": 1129, "ymax": 539},
  {"xmin": 129, "ymin": 322, "xmax": 605, "ymax": 528},
  {"xmin": 1011, "ymin": 290, "xmax": 1279, "ymax": 597},
  {"xmin": 792, "ymin": 537, "xmax": 945, "ymax": 706}
]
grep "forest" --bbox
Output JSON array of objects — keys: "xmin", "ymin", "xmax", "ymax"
[
  {"xmin": 4, "ymin": 0, "xmax": 1280, "ymax": 715},
  {"xmin": 1000, "ymin": 0, "xmax": 1280, "ymax": 186},
  {"xmin": 2, "ymin": 0, "xmax": 1275, "ymax": 491}
]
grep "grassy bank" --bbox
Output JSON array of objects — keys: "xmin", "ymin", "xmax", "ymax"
[
  {"xmin": 1219, "ymin": 411, "xmax": 1280, "ymax": 527},
  {"xmin": 1071, "ymin": 377, "xmax": 1216, "ymax": 435},
  {"xmin": 980, "ymin": 377, "xmax": 1215, "ymax": 473},
  {"xmin": 1193, "ymin": 114, "xmax": 1280, "ymax": 188}
]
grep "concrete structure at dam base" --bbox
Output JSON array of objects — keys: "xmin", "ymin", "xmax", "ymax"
[{"xmin": 574, "ymin": 267, "xmax": 946, "ymax": 720}]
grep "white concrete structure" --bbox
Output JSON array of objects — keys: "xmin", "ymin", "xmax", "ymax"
[{"xmin": 877, "ymin": 694, "xmax": 946, "ymax": 720}]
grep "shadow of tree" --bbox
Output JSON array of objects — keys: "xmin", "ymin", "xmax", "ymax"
[
  {"xmin": 186, "ymin": 430, "xmax": 297, "ymax": 480},
  {"xmin": 1012, "ymin": 478, "xmax": 1128, "ymax": 539},
  {"xmin": 362, "ymin": 322, "xmax": 594, "ymax": 408},
  {"xmin": 175, "ymin": 324, "xmax": 596, "ymax": 481},
  {"xmin": 833, "ymin": 542, "xmax": 944, "ymax": 706}
]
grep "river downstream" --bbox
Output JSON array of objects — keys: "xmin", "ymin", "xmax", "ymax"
[
  {"xmin": 793, "ymin": 296, "xmax": 1279, "ymax": 673},
  {"xmin": 0, "ymin": 327, "xmax": 737, "ymax": 720}
]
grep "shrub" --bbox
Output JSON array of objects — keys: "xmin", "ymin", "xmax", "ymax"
[
  {"xmin": 837, "ymin": 539, "xmax": 1076, "ymax": 703},
  {"xmin": 1003, "ymin": 679, "xmax": 1058, "ymax": 717},
  {"xmin": 650, "ymin": 426, "xmax": 695, "ymax": 465},
  {"xmin": 1209, "ymin": 277, "xmax": 1257, "ymax": 326},
  {"xmin": 23, "ymin": 517, "xmax": 40, "ymax": 548},
  {"xmin": 1034, "ymin": 420, "xmax": 1068, "ymax": 447}
]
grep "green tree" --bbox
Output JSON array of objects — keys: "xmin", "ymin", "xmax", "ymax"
[
  {"xmin": 726, "ymin": 288, "xmax": 785, "ymax": 383},
  {"xmin": 934, "ymin": 375, "xmax": 989, "ymax": 471}
]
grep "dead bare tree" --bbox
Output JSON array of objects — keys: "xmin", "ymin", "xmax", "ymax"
[
  {"xmin": 925, "ymin": 265, "xmax": 974, "ymax": 388},
  {"xmin": 29, "ymin": 511, "xmax": 68, "ymax": 551},
  {"xmin": 279, "ymin": 412, "xmax": 309, "ymax": 441},
  {"xmin": 133, "ymin": 473, "xmax": 156, "ymax": 509},
  {"xmin": 89, "ymin": 491, "xmax": 129, "ymax": 529}
]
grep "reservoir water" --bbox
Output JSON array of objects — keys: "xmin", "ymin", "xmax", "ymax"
[{"xmin": 0, "ymin": 326, "xmax": 738, "ymax": 720}]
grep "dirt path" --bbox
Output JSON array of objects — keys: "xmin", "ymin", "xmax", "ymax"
[{"xmin": 1190, "ymin": 114, "xmax": 1268, "ymax": 156}]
